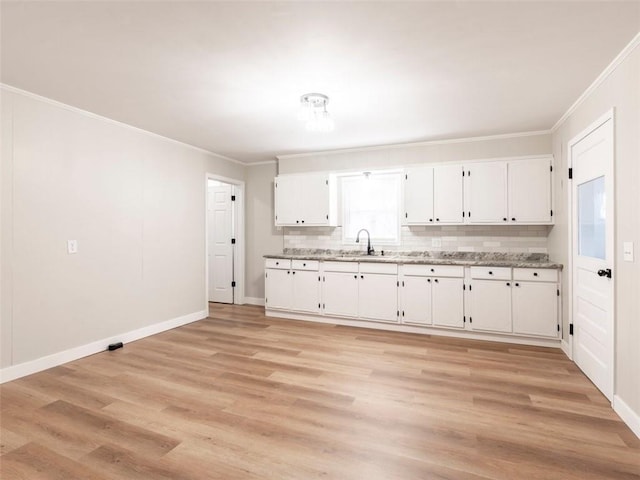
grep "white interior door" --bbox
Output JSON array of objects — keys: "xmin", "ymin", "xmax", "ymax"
[
  {"xmin": 571, "ymin": 114, "xmax": 614, "ymax": 400},
  {"xmin": 208, "ymin": 183, "xmax": 234, "ymax": 304}
]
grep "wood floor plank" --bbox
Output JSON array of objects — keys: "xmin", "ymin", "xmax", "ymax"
[{"xmin": 1, "ymin": 303, "xmax": 638, "ymax": 480}]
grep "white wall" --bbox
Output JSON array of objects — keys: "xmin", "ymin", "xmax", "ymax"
[
  {"xmin": 244, "ymin": 162, "xmax": 282, "ymax": 301},
  {"xmin": 0, "ymin": 87, "xmax": 245, "ymax": 373},
  {"xmin": 548, "ymin": 39, "xmax": 640, "ymax": 427}
]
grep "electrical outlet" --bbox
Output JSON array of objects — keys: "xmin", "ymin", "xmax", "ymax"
[
  {"xmin": 623, "ymin": 242, "xmax": 634, "ymax": 262},
  {"xmin": 67, "ymin": 240, "xmax": 78, "ymax": 254},
  {"xmin": 431, "ymin": 238, "xmax": 442, "ymax": 248}
]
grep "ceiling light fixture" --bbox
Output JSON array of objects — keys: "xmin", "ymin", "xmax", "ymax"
[{"xmin": 299, "ymin": 93, "xmax": 334, "ymax": 132}]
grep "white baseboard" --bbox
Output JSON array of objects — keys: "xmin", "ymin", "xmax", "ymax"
[
  {"xmin": 613, "ymin": 395, "xmax": 640, "ymax": 439},
  {"xmin": 243, "ymin": 296, "xmax": 265, "ymax": 306},
  {"xmin": 560, "ymin": 339, "xmax": 572, "ymax": 359},
  {"xmin": 0, "ymin": 309, "xmax": 207, "ymax": 384}
]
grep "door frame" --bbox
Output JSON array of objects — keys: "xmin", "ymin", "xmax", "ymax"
[
  {"xmin": 565, "ymin": 107, "xmax": 615, "ymax": 397},
  {"xmin": 205, "ymin": 173, "xmax": 245, "ymax": 308}
]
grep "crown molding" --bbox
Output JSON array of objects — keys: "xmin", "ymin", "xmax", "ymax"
[
  {"xmin": 552, "ymin": 31, "xmax": 640, "ymax": 132},
  {"xmin": 276, "ymin": 129, "xmax": 551, "ymax": 160},
  {"xmin": 0, "ymin": 83, "xmax": 247, "ymax": 166}
]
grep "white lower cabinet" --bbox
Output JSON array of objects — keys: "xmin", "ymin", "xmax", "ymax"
[
  {"xmin": 401, "ymin": 265, "xmax": 464, "ymax": 328},
  {"xmin": 359, "ymin": 272, "xmax": 398, "ymax": 322},
  {"xmin": 469, "ymin": 280, "xmax": 513, "ymax": 333},
  {"xmin": 266, "ymin": 259, "xmax": 560, "ymax": 343},
  {"xmin": 265, "ymin": 259, "xmax": 320, "ymax": 313},
  {"xmin": 402, "ymin": 276, "xmax": 433, "ymax": 325},
  {"xmin": 511, "ymin": 268, "xmax": 559, "ymax": 337},
  {"xmin": 265, "ymin": 268, "xmax": 293, "ymax": 310},
  {"xmin": 323, "ymin": 271, "xmax": 359, "ymax": 318},
  {"xmin": 432, "ymin": 278, "xmax": 464, "ymax": 329}
]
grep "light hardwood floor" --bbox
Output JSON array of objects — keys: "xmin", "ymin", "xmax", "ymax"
[{"xmin": 1, "ymin": 303, "xmax": 638, "ymax": 479}]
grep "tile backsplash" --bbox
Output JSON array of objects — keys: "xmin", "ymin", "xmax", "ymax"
[{"xmin": 283, "ymin": 225, "xmax": 551, "ymax": 254}]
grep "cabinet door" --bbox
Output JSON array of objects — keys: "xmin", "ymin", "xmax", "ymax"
[
  {"xmin": 434, "ymin": 164, "xmax": 463, "ymax": 223},
  {"xmin": 359, "ymin": 273, "xmax": 398, "ymax": 322},
  {"xmin": 298, "ymin": 173, "xmax": 330, "ymax": 225},
  {"xmin": 292, "ymin": 270, "xmax": 321, "ymax": 313},
  {"xmin": 265, "ymin": 268, "xmax": 292, "ymax": 310},
  {"xmin": 323, "ymin": 272, "xmax": 359, "ymax": 318},
  {"xmin": 509, "ymin": 158, "xmax": 552, "ymax": 223},
  {"xmin": 432, "ymin": 277, "xmax": 464, "ymax": 328},
  {"xmin": 512, "ymin": 282, "xmax": 558, "ymax": 337},
  {"xmin": 465, "ymin": 162, "xmax": 508, "ymax": 223},
  {"xmin": 402, "ymin": 276, "xmax": 432, "ymax": 325},
  {"xmin": 274, "ymin": 176, "xmax": 298, "ymax": 225},
  {"xmin": 404, "ymin": 167, "xmax": 434, "ymax": 224},
  {"xmin": 469, "ymin": 280, "xmax": 512, "ymax": 333}
]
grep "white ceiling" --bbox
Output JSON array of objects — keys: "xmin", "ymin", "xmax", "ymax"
[{"xmin": 2, "ymin": 2, "xmax": 639, "ymax": 163}]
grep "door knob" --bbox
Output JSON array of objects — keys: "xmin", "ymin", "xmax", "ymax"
[{"xmin": 597, "ymin": 268, "xmax": 612, "ymax": 278}]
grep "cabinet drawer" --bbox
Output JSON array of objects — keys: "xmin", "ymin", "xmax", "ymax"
[
  {"xmin": 513, "ymin": 268, "xmax": 558, "ymax": 282},
  {"xmin": 359, "ymin": 263, "xmax": 398, "ymax": 275},
  {"xmin": 265, "ymin": 258, "xmax": 291, "ymax": 270},
  {"xmin": 323, "ymin": 261, "xmax": 358, "ymax": 273},
  {"xmin": 402, "ymin": 264, "xmax": 464, "ymax": 278},
  {"xmin": 470, "ymin": 266, "xmax": 511, "ymax": 280},
  {"xmin": 292, "ymin": 260, "xmax": 319, "ymax": 271}
]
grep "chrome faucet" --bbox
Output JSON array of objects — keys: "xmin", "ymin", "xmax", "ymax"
[{"xmin": 355, "ymin": 228, "xmax": 375, "ymax": 255}]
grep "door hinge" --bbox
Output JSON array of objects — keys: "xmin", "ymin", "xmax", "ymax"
[
  {"xmin": 231, "ymin": 281, "xmax": 236, "ymax": 288},
  {"xmin": 231, "ymin": 195, "xmax": 236, "ymax": 201},
  {"xmin": 569, "ymin": 323, "xmax": 574, "ymax": 335},
  {"xmin": 568, "ymin": 168, "xmax": 573, "ymax": 179},
  {"xmin": 231, "ymin": 238, "xmax": 236, "ymax": 244}
]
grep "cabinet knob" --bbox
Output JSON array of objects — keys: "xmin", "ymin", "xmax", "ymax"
[
  {"xmin": 303, "ymin": 263, "xmax": 306, "ymax": 267},
  {"xmin": 360, "ymin": 275, "xmax": 364, "ymax": 279},
  {"xmin": 275, "ymin": 262, "xmax": 279, "ymax": 265},
  {"xmin": 292, "ymin": 271, "xmax": 296, "ymax": 275},
  {"xmin": 506, "ymin": 282, "xmax": 510, "ymax": 286},
  {"xmin": 354, "ymin": 275, "xmax": 357, "ymax": 279},
  {"xmin": 515, "ymin": 282, "xmax": 520, "ymax": 287},
  {"xmin": 429, "ymin": 219, "xmax": 433, "ymax": 222},
  {"xmin": 488, "ymin": 271, "xmax": 493, "ymax": 275},
  {"xmin": 436, "ymin": 218, "xmax": 440, "ymax": 222},
  {"xmin": 533, "ymin": 272, "xmax": 538, "ymax": 276},
  {"xmin": 511, "ymin": 218, "xmax": 516, "ymax": 221},
  {"xmin": 503, "ymin": 217, "xmax": 507, "ymax": 221},
  {"xmin": 434, "ymin": 279, "xmax": 439, "ymax": 283},
  {"xmin": 430, "ymin": 268, "xmax": 435, "ymax": 272},
  {"xmin": 427, "ymin": 279, "xmax": 431, "ymax": 283},
  {"xmin": 296, "ymin": 220, "xmax": 299, "ymax": 224},
  {"xmin": 301, "ymin": 220, "xmax": 305, "ymax": 223}
]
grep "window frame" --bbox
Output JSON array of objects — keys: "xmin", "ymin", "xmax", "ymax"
[{"xmin": 339, "ymin": 170, "xmax": 403, "ymax": 247}]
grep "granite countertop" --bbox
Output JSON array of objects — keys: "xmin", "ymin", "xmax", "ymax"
[{"xmin": 264, "ymin": 249, "xmax": 563, "ymax": 269}]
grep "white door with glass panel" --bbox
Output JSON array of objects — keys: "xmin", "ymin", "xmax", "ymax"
[
  {"xmin": 208, "ymin": 183, "xmax": 234, "ymax": 304},
  {"xmin": 570, "ymin": 113, "xmax": 614, "ymax": 400}
]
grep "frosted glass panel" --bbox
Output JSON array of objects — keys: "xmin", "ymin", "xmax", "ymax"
[{"xmin": 578, "ymin": 176, "xmax": 605, "ymax": 259}]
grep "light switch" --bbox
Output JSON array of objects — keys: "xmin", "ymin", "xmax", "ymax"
[
  {"xmin": 623, "ymin": 242, "xmax": 634, "ymax": 262},
  {"xmin": 67, "ymin": 240, "xmax": 78, "ymax": 254},
  {"xmin": 431, "ymin": 238, "xmax": 442, "ymax": 248}
]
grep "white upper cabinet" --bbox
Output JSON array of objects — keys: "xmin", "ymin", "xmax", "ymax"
[
  {"xmin": 404, "ymin": 167, "xmax": 434, "ymax": 224},
  {"xmin": 464, "ymin": 156, "xmax": 553, "ymax": 225},
  {"xmin": 464, "ymin": 161, "xmax": 508, "ymax": 223},
  {"xmin": 434, "ymin": 164, "xmax": 464, "ymax": 223},
  {"xmin": 508, "ymin": 157, "xmax": 552, "ymax": 223},
  {"xmin": 404, "ymin": 164, "xmax": 463, "ymax": 224},
  {"xmin": 275, "ymin": 173, "xmax": 337, "ymax": 226}
]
